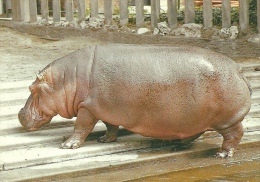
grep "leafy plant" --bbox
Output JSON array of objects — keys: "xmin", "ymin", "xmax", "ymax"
[
  {"xmin": 230, "ymin": 7, "xmax": 239, "ymax": 25},
  {"xmin": 128, "ymin": 6, "xmax": 136, "ymax": 24},
  {"xmin": 177, "ymin": 9, "xmax": 184, "ymax": 22},
  {"xmin": 212, "ymin": 7, "xmax": 222, "ymax": 25},
  {"xmin": 249, "ymin": 0, "xmax": 257, "ymax": 25},
  {"xmin": 195, "ymin": 8, "xmax": 203, "ymax": 24},
  {"xmin": 124, "ymin": 1, "xmax": 258, "ymax": 27}
]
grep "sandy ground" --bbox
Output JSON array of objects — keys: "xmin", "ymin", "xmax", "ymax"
[{"xmin": 0, "ymin": 26, "xmax": 103, "ymax": 82}]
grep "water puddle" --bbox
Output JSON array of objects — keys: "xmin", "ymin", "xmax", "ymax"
[{"xmin": 131, "ymin": 159, "xmax": 260, "ymax": 181}]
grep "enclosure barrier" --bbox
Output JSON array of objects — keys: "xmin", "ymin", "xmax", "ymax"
[{"xmin": 3, "ymin": 0, "xmax": 260, "ymax": 32}]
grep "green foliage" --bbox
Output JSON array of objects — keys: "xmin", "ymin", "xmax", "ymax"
[
  {"xmin": 190, "ymin": 7, "xmax": 239, "ymax": 25},
  {"xmin": 128, "ymin": 6, "xmax": 136, "ymax": 24},
  {"xmin": 125, "ymin": 1, "xmax": 258, "ymax": 27},
  {"xmin": 249, "ymin": 0, "xmax": 257, "ymax": 25},
  {"xmin": 195, "ymin": 8, "xmax": 203, "ymax": 24},
  {"xmin": 177, "ymin": 5, "xmax": 256, "ymax": 26},
  {"xmin": 212, "ymin": 7, "xmax": 221, "ymax": 25},
  {"xmin": 230, "ymin": 7, "xmax": 239, "ymax": 25}
]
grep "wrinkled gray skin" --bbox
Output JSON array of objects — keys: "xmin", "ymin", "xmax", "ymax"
[{"xmin": 18, "ymin": 45, "xmax": 251, "ymax": 158}]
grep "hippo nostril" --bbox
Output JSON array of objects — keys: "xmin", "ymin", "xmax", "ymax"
[
  {"xmin": 18, "ymin": 112, "xmax": 23, "ymax": 120},
  {"xmin": 18, "ymin": 109, "xmax": 26, "ymax": 127},
  {"xmin": 18, "ymin": 108, "xmax": 23, "ymax": 115}
]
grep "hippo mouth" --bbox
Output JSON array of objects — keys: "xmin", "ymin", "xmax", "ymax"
[
  {"xmin": 28, "ymin": 115, "xmax": 50, "ymax": 131},
  {"xmin": 18, "ymin": 108, "xmax": 52, "ymax": 131}
]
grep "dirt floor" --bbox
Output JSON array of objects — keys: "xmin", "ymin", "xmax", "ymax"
[{"xmin": 0, "ymin": 26, "xmax": 103, "ymax": 82}]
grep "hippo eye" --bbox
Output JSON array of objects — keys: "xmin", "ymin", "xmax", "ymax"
[{"xmin": 29, "ymin": 85, "xmax": 37, "ymax": 94}]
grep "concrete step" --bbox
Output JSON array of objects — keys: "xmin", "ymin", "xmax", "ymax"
[
  {"xmin": 250, "ymin": 79, "xmax": 260, "ymax": 90},
  {"xmin": 0, "ymin": 121, "xmax": 130, "ymax": 151},
  {"xmin": 1, "ymin": 132, "xmax": 259, "ymax": 182},
  {"xmin": 251, "ymin": 89, "xmax": 260, "ymax": 103},
  {"xmin": 237, "ymin": 61, "xmax": 260, "ymax": 91},
  {"xmin": 0, "ymin": 80, "xmax": 33, "ymax": 90},
  {"xmin": 244, "ymin": 71, "xmax": 260, "ymax": 80},
  {"xmin": 238, "ymin": 61, "xmax": 260, "ymax": 72},
  {"xmin": 0, "ymin": 120, "xmax": 75, "ymax": 137},
  {"xmin": 248, "ymin": 103, "xmax": 260, "ymax": 117},
  {"xmin": 0, "ymin": 133, "xmax": 153, "ymax": 171}
]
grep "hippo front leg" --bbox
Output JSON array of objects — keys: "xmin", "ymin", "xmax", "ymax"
[{"xmin": 61, "ymin": 108, "xmax": 98, "ymax": 149}]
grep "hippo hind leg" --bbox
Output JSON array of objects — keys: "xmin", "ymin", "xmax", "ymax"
[
  {"xmin": 98, "ymin": 122, "xmax": 119, "ymax": 143},
  {"xmin": 215, "ymin": 122, "xmax": 244, "ymax": 158}
]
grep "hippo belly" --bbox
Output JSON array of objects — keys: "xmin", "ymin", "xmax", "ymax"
[{"xmin": 88, "ymin": 78, "xmax": 215, "ymax": 140}]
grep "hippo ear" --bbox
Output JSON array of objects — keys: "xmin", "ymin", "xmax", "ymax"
[{"xmin": 37, "ymin": 73, "xmax": 44, "ymax": 81}]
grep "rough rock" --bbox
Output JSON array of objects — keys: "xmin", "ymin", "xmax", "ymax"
[
  {"xmin": 137, "ymin": 28, "xmax": 150, "ymax": 34},
  {"xmin": 61, "ymin": 22, "xmax": 69, "ymax": 27},
  {"xmin": 155, "ymin": 21, "xmax": 171, "ymax": 36},
  {"xmin": 88, "ymin": 17, "xmax": 104, "ymax": 29},
  {"xmin": 120, "ymin": 25, "xmax": 132, "ymax": 33},
  {"xmin": 153, "ymin": 28, "xmax": 160, "ymax": 35},
  {"xmin": 248, "ymin": 34, "xmax": 260, "ymax": 44},
  {"xmin": 72, "ymin": 19, "xmax": 79, "ymax": 28},
  {"xmin": 108, "ymin": 24, "xmax": 119, "ymax": 31},
  {"xmin": 54, "ymin": 22, "xmax": 62, "ymax": 27},
  {"xmin": 80, "ymin": 21, "xmax": 87, "ymax": 29},
  {"xmin": 220, "ymin": 26, "xmax": 239, "ymax": 39},
  {"xmin": 173, "ymin": 23, "xmax": 203, "ymax": 38},
  {"xmin": 37, "ymin": 19, "xmax": 49, "ymax": 26}
]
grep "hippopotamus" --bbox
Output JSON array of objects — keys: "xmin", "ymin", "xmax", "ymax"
[{"xmin": 18, "ymin": 44, "xmax": 252, "ymax": 158}]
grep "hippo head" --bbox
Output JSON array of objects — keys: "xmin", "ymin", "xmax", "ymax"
[{"xmin": 18, "ymin": 73, "xmax": 58, "ymax": 131}]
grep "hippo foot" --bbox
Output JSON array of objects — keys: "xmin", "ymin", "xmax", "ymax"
[
  {"xmin": 216, "ymin": 148, "xmax": 235, "ymax": 158},
  {"xmin": 61, "ymin": 134, "xmax": 85, "ymax": 149},
  {"xmin": 98, "ymin": 122, "xmax": 119, "ymax": 143},
  {"xmin": 97, "ymin": 133, "xmax": 117, "ymax": 143},
  {"xmin": 61, "ymin": 139, "xmax": 82, "ymax": 149}
]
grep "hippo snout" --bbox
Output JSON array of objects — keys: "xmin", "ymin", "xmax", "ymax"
[
  {"xmin": 18, "ymin": 108, "xmax": 27, "ymax": 127},
  {"xmin": 18, "ymin": 108, "xmax": 34, "ymax": 130}
]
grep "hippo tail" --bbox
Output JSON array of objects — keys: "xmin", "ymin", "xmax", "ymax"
[{"xmin": 238, "ymin": 66, "xmax": 253, "ymax": 96}]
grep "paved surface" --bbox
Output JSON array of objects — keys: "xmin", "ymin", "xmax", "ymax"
[{"xmin": 0, "ymin": 60, "xmax": 259, "ymax": 181}]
